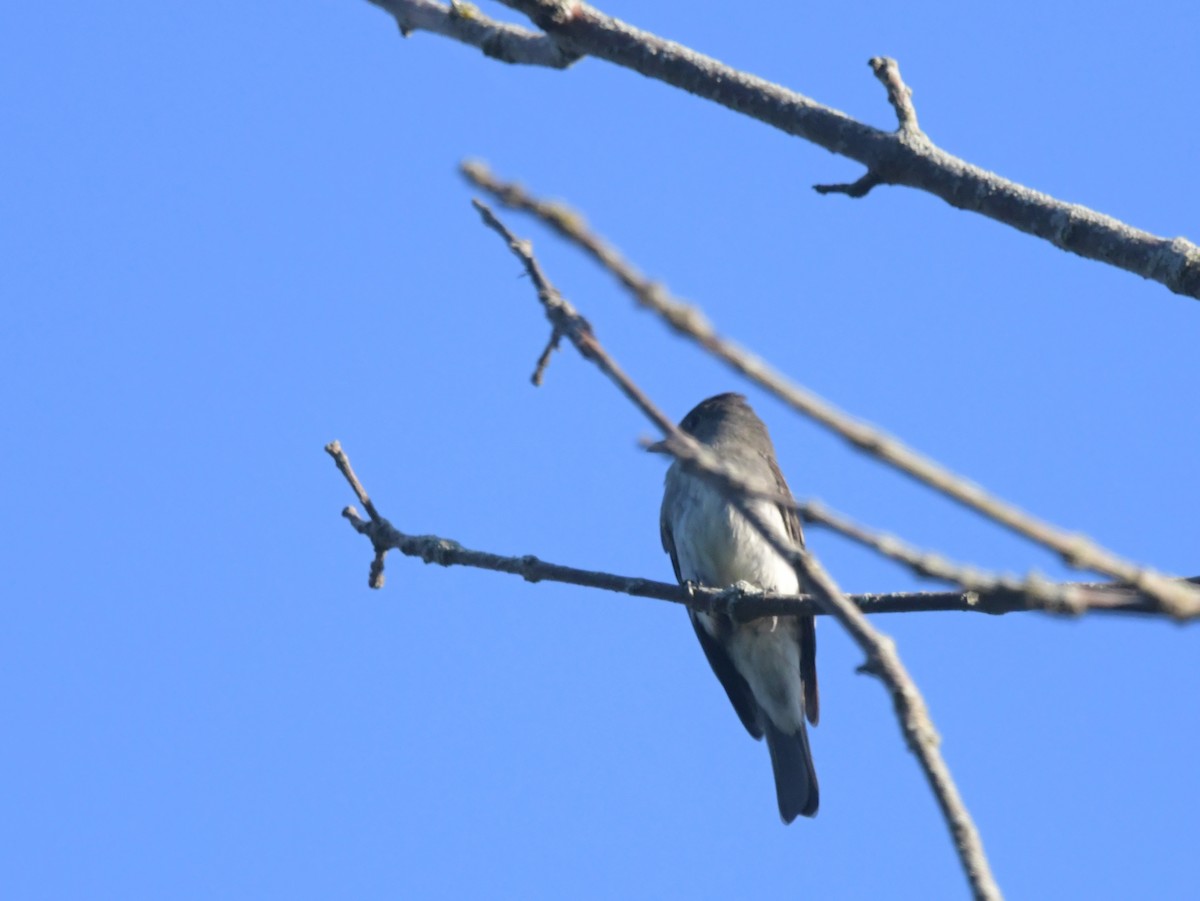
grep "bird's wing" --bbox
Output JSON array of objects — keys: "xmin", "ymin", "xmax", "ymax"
[
  {"xmin": 660, "ymin": 512, "xmax": 683, "ymax": 584},
  {"xmin": 688, "ymin": 609, "xmax": 764, "ymax": 740},
  {"xmin": 662, "ymin": 511, "xmax": 763, "ymax": 740},
  {"xmin": 799, "ymin": 615, "xmax": 819, "ymax": 725},
  {"xmin": 766, "ymin": 452, "xmax": 820, "ymax": 726},
  {"xmin": 765, "ymin": 450, "xmax": 805, "ymax": 551}
]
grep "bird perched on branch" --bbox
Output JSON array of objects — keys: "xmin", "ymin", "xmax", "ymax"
[{"xmin": 654, "ymin": 393, "xmax": 819, "ymax": 822}]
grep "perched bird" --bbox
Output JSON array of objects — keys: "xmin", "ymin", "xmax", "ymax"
[{"xmin": 655, "ymin": 393, "xmax": 819, "ymax": 822}]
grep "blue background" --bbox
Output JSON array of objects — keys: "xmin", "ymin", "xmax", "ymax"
[{"xmin": 4, "ymin": 1, "xmax": 1197, "ymax": 898}]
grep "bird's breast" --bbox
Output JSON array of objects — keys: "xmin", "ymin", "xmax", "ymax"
[{"xmin": 668, "ymin": 474, "xmax": 799, "ymax": 595}]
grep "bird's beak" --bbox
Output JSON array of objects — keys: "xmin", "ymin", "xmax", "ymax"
[{"xmin": 646, "ymin": 438, "xmax": 670, "ymax": 455}]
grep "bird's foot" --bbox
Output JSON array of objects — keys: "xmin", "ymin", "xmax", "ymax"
[{"xmin": 716, "ymin": 580, "xmax": 757, "ymax": 623}]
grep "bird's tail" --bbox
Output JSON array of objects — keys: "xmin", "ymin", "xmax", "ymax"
[{"xmin": 763, "ymin": 717, "xmax": 819, "ymax": 822}]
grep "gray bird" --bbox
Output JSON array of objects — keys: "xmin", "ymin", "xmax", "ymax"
[{"xmin": 655, "ymin": 393, "xmax": 819, "ymax": 822}]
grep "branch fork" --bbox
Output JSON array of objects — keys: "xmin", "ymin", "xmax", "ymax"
[{"xmin": 814, "ymin": 56, "xmax": 923, "ymax": 198}]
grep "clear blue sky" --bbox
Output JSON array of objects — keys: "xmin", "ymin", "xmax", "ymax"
[{"xmin": 4, "ymin": 2, "xmax": 1198, "ymax": 898}]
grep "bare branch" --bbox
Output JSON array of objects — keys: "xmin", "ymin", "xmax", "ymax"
[
  {"xmin": 800, "ymin": 501, "xmax": 1128, "ymax": 616},
  {"xmin": 427, "ymin": 1, "xmax": 1200, "ymax": 298},
  {"xmin": 462, "ymin": 162, "xmax": 1200, "ymax": 621},
  {"xmin": 326, "ymin": 442, "xmax": 1198, "ymax": 616},
  {"xmin": 470, "ymin": 199, "xmax": 671, "ymax": 430},
  {"xmin": 469, "ymin": 200, "xmax": 1001, "ymax": 900},
  {"xmin": 364, "ymin": 0, "xmax": 579, "ymax": 67}
]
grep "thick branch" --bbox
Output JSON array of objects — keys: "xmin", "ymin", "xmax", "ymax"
[
  {"xmin": 469, "ymin": 200, "xmax": 1001, "ymax": 900},
  {"xmin": 462, "ymin": 161, "xmax": 1200, "ymax": 621},
  {"xmin": 411, "ymin": 0, "xmax": 1200, "ymax": 298},
  {"xmin": 365, "ymin": 0, "xmax": 579, "ymax": 67}
]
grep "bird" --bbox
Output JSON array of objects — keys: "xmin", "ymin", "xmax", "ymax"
[{"xmin": 655, "ymin": 392, "xmax": 819, "ymax": 822}]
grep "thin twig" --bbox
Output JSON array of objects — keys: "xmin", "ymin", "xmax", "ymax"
[
  {"xmin": 325, "ymin": 441, "xmax": 390, "ymax": 586},
  {"xmin": 871, "ymin": 56, "xmax": 920, "ymax": 134},
  {"xmin": 470, "ymin": 199, "xmax": 1002, "ymax": 901},
  {"xmin": 461, "ymin": 163, "xmax": 1200, "ymax": 621},
  {"xmin": 325, "ymin": 440, "xmax": 381, "ymax": 521},
  {"xmin": 531, "ymin": 326, "xmax": 562, "ymax": 385},
  {"xmin": 800, "ymin": 501, "xmax": 1117, "ymax": 616},
  {"xmin": 812, "ymin": 171, "xmax": 883, "ymax": 198},
  {"xmin": 470, "ymin": 200, "xmax": 669, "ymax": 429},
  {"xmin": 461, "ymin": 159, "xmax": 714, "ymax": 337},
  {"xmin": 326, "ymin": 446, "xmax": 1196, "ymax": 616},
  {"xmin": 371, "ymin": 0, "xmax": 1200, "ymax": 298},
  {"xmin": 365, "ymin": 0, "xmax": 579, "ymax": 67}
]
